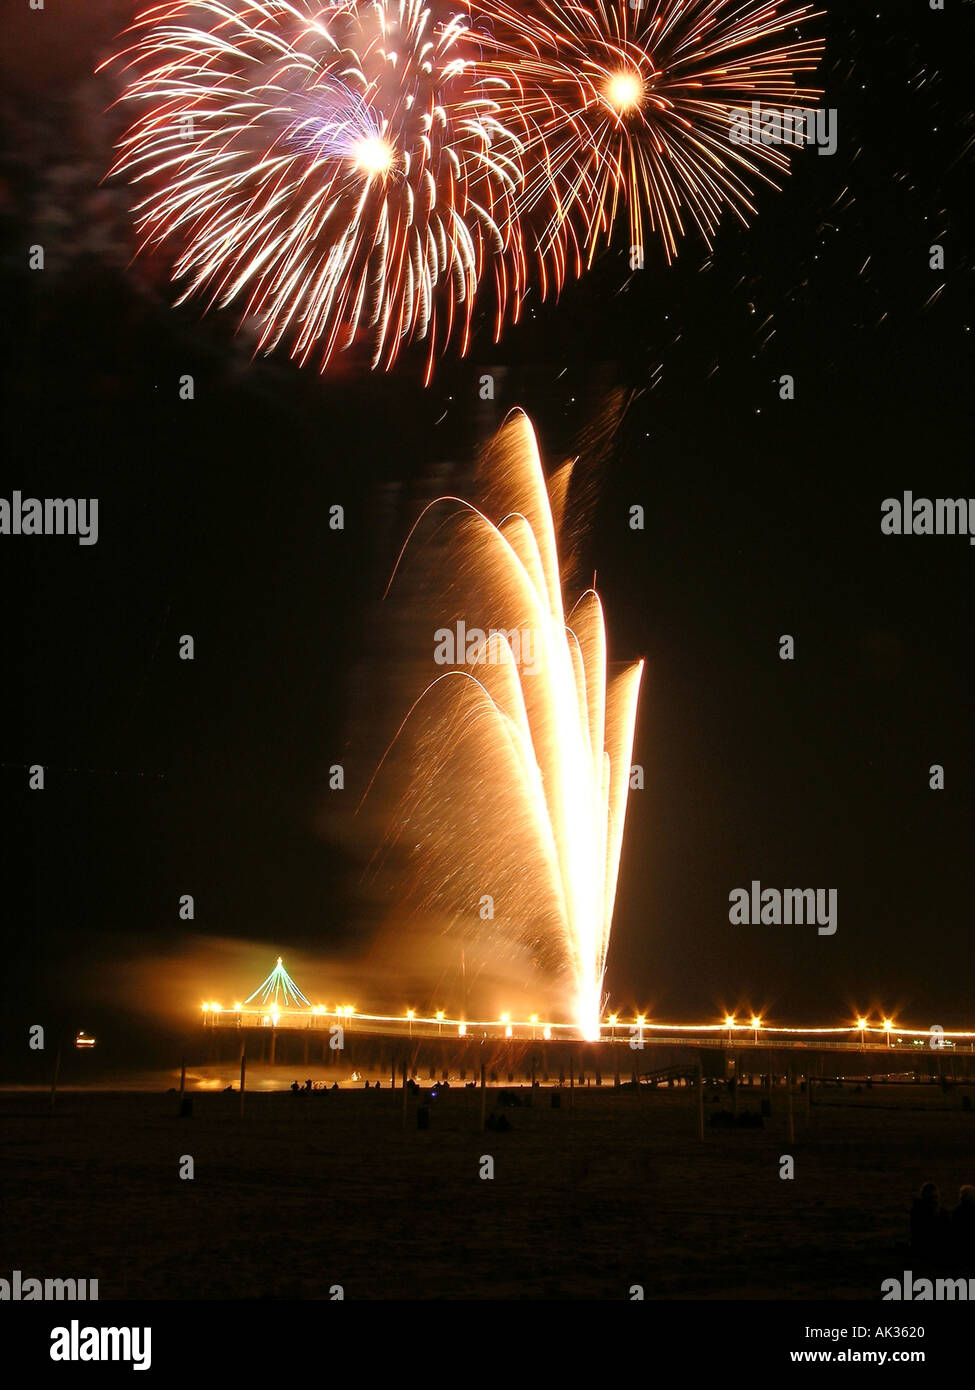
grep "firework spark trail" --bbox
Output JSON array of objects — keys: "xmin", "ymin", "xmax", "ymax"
[
  {"xmin": 104, "ymin": 1, "xmax": 824, "ymax": 370},
  {"xmin": 373, "ymin": 412, "xmax": 644, "ymax": 1039},
  {"xmin": 466, "ymin": 0, "xmax": 825, "ymax": 266}
]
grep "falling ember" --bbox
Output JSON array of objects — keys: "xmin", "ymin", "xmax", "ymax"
[{"xmin": 369, "ymin": 411, "xmax": 644, "ymax": 1040}]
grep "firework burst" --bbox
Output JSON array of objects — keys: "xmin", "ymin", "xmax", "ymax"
[
  {"xmin": 104, "ymin": 1, "xmax": 529, "ymax": 379},
  {"xmin": 467, "ymin": 0, "xmax": 825, "ymax": 268},
  {"xmin": 105, "ymin": 1, "xmax": 825, "ymax": 374},
  {"xmin": 369, "ymin": 411, "xmax": 644, "ymax": 1038}
]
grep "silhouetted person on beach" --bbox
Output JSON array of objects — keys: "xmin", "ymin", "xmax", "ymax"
[
  {"xmin": 950, "ymin": 1185, "xmax": 975, "ymax": 1271},
  {"xmin": 910, "ymin": 1181, "xmax": 949, "ymax": 1268},
  {"xmin": 290, "ymin": 1080, "xmax": 300, "ymax": 1094}
]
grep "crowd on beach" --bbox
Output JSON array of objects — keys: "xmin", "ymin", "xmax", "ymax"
[{"xmin": 910, "ymin": 1182, "xmax": 975, "ymax": 1272}]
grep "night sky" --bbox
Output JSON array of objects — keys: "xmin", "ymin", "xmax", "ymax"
[{"xmin": 2, "ymin": 0, "xmax": 973, "ymax": 1073}]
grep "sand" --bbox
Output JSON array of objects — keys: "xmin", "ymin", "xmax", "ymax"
[{"xmin": 1, "ymin": 1083, "xmax": 972, "ymax": 1300}]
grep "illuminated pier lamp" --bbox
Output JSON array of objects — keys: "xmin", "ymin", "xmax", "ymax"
[
  {"xmin": 500, "ymin": 1012, "xmax": 512, "ymax": 1039},
  {"xmin": 856, "ymin": 1016, "xmax": 867, "ymax": 1049},
  {"xmin": 436, "ymin": 1009, "xmax": 445, "ymax": 1035},
  {"xmin": 725, "ymin": 1014, "xmax": 736, "ymax": 1043},
  {"xmin": 751, "ymin": 1015, "xmax": 762, "ymax": 1043},
  {"xmin": 458, "ymin": 1022, "xmax": 467, "ymax": 1038},
  {"xmin": 542, "ymin": 1026, "xmax": 552, "ymax": 1042},
  {"xmin": 530, "ymin": 1013, "xmax": 539, "ymax": 1040},
  {"xmin": 406, "ymin": 1008, "xmax": 415, "ymax": 1038},
  {"xmin": 883, "ymin": 1018, "xmax": 894, "ymax": 1048}
]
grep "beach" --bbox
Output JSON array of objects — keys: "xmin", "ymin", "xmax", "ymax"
[{"xmin": 2, "ymin": 1082, "xmax": 971, "ymax": 1300}]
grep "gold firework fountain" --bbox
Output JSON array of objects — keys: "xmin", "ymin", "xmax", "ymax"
[{"xmin": 374, "ymin": 411, "xmax": 643, "ymax": 1040}]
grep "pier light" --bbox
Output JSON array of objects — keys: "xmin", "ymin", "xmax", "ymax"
[
  {"xmin": 856, "ymin": 1017, "xmax": 867, "ymax": 1029},
  {"xmin": 458, "ymin": 1023, "xmax": 467, "ymax": 1037},
  {"xmin": 530, "ymin": 1012, "xmax": 539, "ymax": 1039},
  {"xmin": 201, "ymin": 1002, "xmax": 209, "ymax": 1013},
  {"xmin": 636, "ymin": 1013, "xmax": 646, "ymax": 1029},
  {"xmin": 211, "ymin": 1003, "xmax": 222, "ymax": 1013},
  {"xmin": 504, "ymin": 1024, "xmax": 513, "ymax": 1038},
  {"xmin": 436, "ymin": 1009, "xmax": 445, "ymax": 1035},
  {"xmin": 234, "ymin": 1002, "xmax": 243, "ymax": 1013},
  {"xmin": 500, "ymin": 1012, "xmax": 510, "ymax": 1024},
  {"xmin": 407, "ymin": 1007, "xmax": 415, "ymax": 1038},
  {"xmin": 543, "ymin": 1026, "xmax": 552, "ymax": 1041},
  {"xmin": 751, "ymin": 1016, "xmax": 761, "ymax": 1042},
  {"xmin": 609, "ymin": 1013, "xmax": 618, "ymax": 1025},
  {"xmin": 883, "ymin": 1018, "xmax": 894, "ymax": 1048}
]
